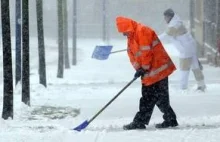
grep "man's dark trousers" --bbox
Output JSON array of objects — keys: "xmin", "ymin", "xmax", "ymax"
[{"xmin": 133, "ymin": 77, "xmax": 177, "ymax": 125}]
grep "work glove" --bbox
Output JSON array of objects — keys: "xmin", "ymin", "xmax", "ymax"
[{"xmin": 134, "ymin": 68, "xmax": 146, "ymax": 78}]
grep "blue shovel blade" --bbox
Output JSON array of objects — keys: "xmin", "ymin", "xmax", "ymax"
[
  {"xmin": 73, "ymin": 120, "xmax": 89, "ymax": 131},
  {"xmin": 92, "ymin": 45, "xmax": 113, "ymax": 60}
]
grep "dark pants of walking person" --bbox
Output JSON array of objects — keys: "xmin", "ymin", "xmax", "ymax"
[{"xmin": 124, "ymin": 77, "xmax": 178, "ymax": 130}]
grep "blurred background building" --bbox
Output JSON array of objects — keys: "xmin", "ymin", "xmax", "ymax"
[
  {"xmin": 190, "ymin": 0, "xmax": 220, "ymax": 66},
  {"xmin": 8, "ymin": 0, "xmax": 190, "ymax": 39},
  {"xmin": 7, "ymin": 0, "xmax": 220, "ymax": 66}
]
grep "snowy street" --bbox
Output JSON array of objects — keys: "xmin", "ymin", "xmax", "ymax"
[{"xmin": 1, "ymin": 39, "xmax": 220, "ymax": 142}]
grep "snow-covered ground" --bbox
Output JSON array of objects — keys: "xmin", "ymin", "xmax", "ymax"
[{"xmin": 1, "ymin": 38, "xmax": 220, "ymax": 142}]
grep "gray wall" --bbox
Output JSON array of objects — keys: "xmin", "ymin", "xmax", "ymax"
[{"xmin": 9, "ymin": 0, "xmax": 190, "ymax": 39}]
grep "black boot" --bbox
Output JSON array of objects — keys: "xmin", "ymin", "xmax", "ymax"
[
  {"xmin": 155, "ymin": 120, "xmax": 178, "ymax": 128},
  {"xmin": 123, "ymin": 122, "xmax": 146, "ymax": 130}
]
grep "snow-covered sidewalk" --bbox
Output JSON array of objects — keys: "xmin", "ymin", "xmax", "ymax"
[{"xmin": 1, "ymin": 38, "xmax": 220, "ymax": 142}]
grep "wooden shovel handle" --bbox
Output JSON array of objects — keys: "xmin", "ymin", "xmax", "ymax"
[{"xmin": 110, "ymin": 49, "xmax": 127, "ymax": 54}]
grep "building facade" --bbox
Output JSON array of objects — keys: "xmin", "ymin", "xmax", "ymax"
[
  {"xmin": 190, "ymin": 0, "xmax": 220, "ymax": 66},
  {"xmin": 8, "ymin": 0, "xmax": 190, "ymax": 39}
]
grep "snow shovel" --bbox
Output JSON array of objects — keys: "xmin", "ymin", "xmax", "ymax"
[
  {"xmin": 73, "ymin": 77, "xmax": 138, "ymax": 131},
  {"xmin": 91, "ymin": 45, "xmax": 126, "ymax": 60}
]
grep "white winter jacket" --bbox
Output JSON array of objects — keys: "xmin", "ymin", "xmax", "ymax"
[{"xmin": 159, "ymin": 14, "xmax": 197, "ymax": 58}]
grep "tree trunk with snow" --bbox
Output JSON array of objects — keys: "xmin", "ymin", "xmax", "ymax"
[
  {"xmin": 15, "ymin": 0, "xmax": 22, "ymax": 85},
  {"xmin": 22, "ymin": 0, "xmax": 30, "ymax": 106},
  {"xmin": 72, "ymin": 0, "xmax": 77, "ymax": 65},
  {"xmin": 57, "ymin": 0, "xmax": 64, "ymax": 78},
  {"xmin": 102, "ymin": 0, "xmax": 109, "ymax": 43},
  {"xmin": 217, "ymin": 0, "xmax": 220, "ymax": 40},
  {"xmin": 1, "ymin": 0, "xmax": 14, "ymax": 119},
  {"xmin": 36, "ymin": 0, "xmax": 47, "ymax": 87},
  {"xmin": 63, "ymin": 0, "xmax": 70, "ymax": 69}
]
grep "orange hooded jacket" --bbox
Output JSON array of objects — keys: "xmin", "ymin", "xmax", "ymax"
[{"xmin": 116, "ymin": 16, "xmax": 176, "ymax": 86}]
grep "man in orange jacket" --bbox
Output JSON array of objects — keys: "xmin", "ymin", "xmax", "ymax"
[{"xmin": 116, "ymin": 16, "xmax": 178, "ymax": 130}]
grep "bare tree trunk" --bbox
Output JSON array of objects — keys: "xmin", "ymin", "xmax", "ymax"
[
  {"xmin": 1, "ymin": 0, "xmax": 14, "ymax": 119},
  {"xmin": 102, "ymin": 0, "xmax": 109, "ymax": 43},
  {"xmin": 63, "ymin": 0, "xmax": 70, "ymax": 69},
  {"xmin": 189, "ymin": 0, "xmax": 195, "ymax": 37},
  {"xmin": 36, "ymin": 0, "xmax": 47, "ymax": 87},
  {"xmin": 72, "ymin": 0, "xmax": 77, "ymax": 65},
  {"xmin": 22, "ymin": 0, "xmax": 30, "ymax": 106},
  {"xmin": 215, "ymin": 0, "xmax": 220, "ymax": 66},
  {"xmin": 15, "ymin": 0, "xmax": 22, "ymax": 85},
  {"xmin": 216, "ymin": 0, "xmax": 220, "ymax": 39},
  {"xmin": 57, "ymin": 0, "xmax": 64, "ymax": 78}
]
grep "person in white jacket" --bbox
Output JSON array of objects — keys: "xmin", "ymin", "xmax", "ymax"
[{"xmin": 159, "ymin": 8, "xmax": 206, "ymax": 91}]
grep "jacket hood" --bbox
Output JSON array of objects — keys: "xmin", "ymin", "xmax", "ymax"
[
  {"xmin": 168, "ymin": 14, "xmax": 183, "ymax": 27},
  {"xmin": 116, "ymin": 16, "xmax": 137, "ymax": 33}
]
